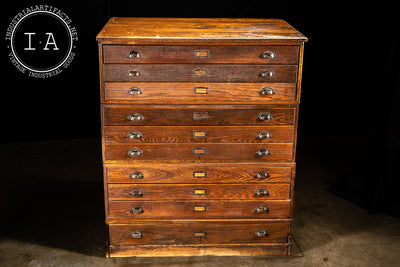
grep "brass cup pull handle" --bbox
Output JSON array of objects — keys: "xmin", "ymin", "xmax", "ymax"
[
  {"xmin": 129, "ymin": 207, "xmax": 144, "ymax": 214},
  {"xmin": 255, "ymin": 189, "xmax": 269, "ymax": 197},
  {"xmin": 257, "ymin": 112, "xmax": 273, "ymax": 121},
  {"xmin": 259, "ymin": 70, "xmax": 274, "ymax": 78},
  {"xmin": 127, "ymin": 87, "xmax": 142, "ymax": 95},
  {"xmin": 127, "ymin": 131, "xmax": 143, "ymax": 139},
  {"xmin": 127, "ymin": 148, "xmax": 143, "ymax": 157},
  {"xmin": 255, "ymin": 148, "xmax": 271, "ymax": 157},
  {"xmin": 255, "ymin": 171, "xmax": 270, "ymax": 179},
  {"xmin": 129, "ymin": 189, "xmax": 143, "ymax": 198},
  {"xmin": 128, "ymin": 50, "xmax": 141, "ymax": 58},
  {"xmin": 127, "ymin": 113, "xmax": 143, "ymax": 121},
  {"xmin": 127, "ymin": 70, "xmax": 140, "ymax": 77},
  {"xmin": 254, "ymin": 206, "xmax": 269, "ymax": 213},
  {"xmin": 129, "ymin": 231, "xmax": 143, "ymax": 239},
  {"xmin": 129, "ymin": 171, "xmax": 144, "ymax": 179},
  {"xmin": 255, "ymin": 229, "xmax": 270, "ymax": 237},
  {"xmin": 259, "ymin": 87, "xmax": 275, "ymax": 95},
  {"xmin": 260, "ymin": 51, "xmax": 276, "ymax": 59},
  {"xmin": 256, "ymin": 131, "xmax": 272, "ymax": 140}
]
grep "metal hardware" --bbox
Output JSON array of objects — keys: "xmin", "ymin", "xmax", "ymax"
[
  {"xmin": 127, "ymin": 131, "xmax": 143, "ymax": 139},
  {"xmin": 193, "ymin": 189, "xmax": 206, "ymax": 195},
  {"xmin": 255, "ymin": 148, "xmax": 271, "ymax": 157},
  {"xmin": 193, "ymin": 205, "xmax": 206, "ymax": 212},
  {"xmin": 195, "ymin": 50, "xmax": 209, "ymax": 58},
  {"xmin": 129, "ymin": 207, "xmax": 144, "ymax": 214},
  {"xmin": 193, "ymin": 112, "xmax": 209, "ymax": 121},
  {"xmin": 193, "ymin": 232, "xmax": 207, "ymax": 238},
  {"xmin": 260, "ymin": 51, "xmax": 276, "ymax": 59},
  {"xmin": 255, "ymin": 171, "xmax": 270, "ymax": 179},
  {"xmin": 255, "ymin": 188, "xmax": 269, "ymax": 197},
  {"xmin": 127, "ymin": 70, "xmax": 140, "ymax": 77},
  {"xmin": 193, "ymin": 171, "xmax": 207, "ymax": 178},
  {"xmin": 129, "ymin": 231, "xmax": 143, "ymax": 239},
  {"xmin": 194, "ymin": 87, "xmax": 209, "ymax": 94},
  {"xmin": 129, "ymin": 171, "xmax": 144, "ymax": 179},
  {"xmin": 256, "ymin": 131, "xmax": 272, "ymax": 140},
  {"xmin": 192, "ymin": 147, "xmax": 207, "ymax": 155},
  {"xmin": 127, "ymin": 113, "xmax": 143, "ymax": 121},
  {"xmin": 193, "ymin": 130, "xmax": 207, "ymax": 139},
  {"xmin": 194, "ymin": 69, "xmax": 208, "ymax": 76},
  {"xmin": 254, "ymin": 206, "xmax": 269, "ymax": 213},
  {"xmin": 259, "ymin": 70, "xmax": 274, "ymax": 78},
  {"xmin": 127, "ymin": 87, "xmax": 142, "ymax": 95},
  {"xmin": 259, "ymin": 87, "xmax": 275, "ymax": 95},
  {"xmin": 127, "ymin": 148, "xmax": 143, "ymax": 157},
  {"xmin": 257, "ymin": 112, "xmax": 273, "ymax": 121},
  {"xmin": 255, "ymin": 229, "xmax": 269, "ymax": 237},
  {"xmin": 129, "ymin": 189, "xmax": 143, "ymax": 198},
  {"xmin": 128, "ymin": 50, "xmax": 141, "ymax": 58}
]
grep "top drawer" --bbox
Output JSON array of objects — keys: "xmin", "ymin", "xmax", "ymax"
[{"xmin": 103, "ymin": 45, "xmax": 299, "ymax": 64}]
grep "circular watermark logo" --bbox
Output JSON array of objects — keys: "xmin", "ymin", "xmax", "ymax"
[{"xmin": 5, "ymin": 5, "xmax": 78, "ymax": 78}]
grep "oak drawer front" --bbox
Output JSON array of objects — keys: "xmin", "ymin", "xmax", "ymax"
[
  {"xmin": 104, "ymin": 106, "xmax": 295, "ymax": 126},
  {"xmin": 104, "ymin": 64, "xmax": 297, "ymax": 83},
  {"xmin": 105, "ymin": 164, "xmax": 292, "ymax": 184},
  {"xmin": 108, "ymin": 200, "xmax": 290, "ymax": 219},
  {"xmin": 108, "ymin": 183, "xmax": 290, "ymax": 200},
  {"xmin": 103, "ymin": 45, "xmax": 299, "ymax": 64},
  {"xmin": 104, "ymin": 82, "xmax": 297, "ymax": 103},
  {"xmin": 105, "ymin": 126, "xmax": 294, "ymax": 144},
  {"xmin": 104, "ymin": 143, "xmax": 293, "ymax": 162},
  {"xmin": 109, "ymin": 221, "xmax": 290, "ymax": 245}
]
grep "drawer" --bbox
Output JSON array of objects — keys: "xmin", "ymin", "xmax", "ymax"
[
  {"xmin": 103, "ymin": 45, "xmax": 299, "ymax": 64},
  {"xmin": 108, "ymin": 183, "xmax": 290, "ymax": 200},
  {"xmin": 105, "ymin": 163, "xmax": 292, "ymax": 184},
  {"xmin": 103, "ymin": 64, "xmax": 297, "ymax": 83},
  {"xmin": 104, "ymin": 143, "xmax": 293, "ymax": 163},
  {"xmin": 109, "ymin": 221, "xmax": 290, "ymax": 245},
  {"xmin": 108, "ymin": 200, "xmax": 291, "ymax": 219},
  {"xmin": 104, "ymin": 126, "xmax": 294, "ymax": 144},
  {"xmin": 103, "ymin": 105, "xmax": 295, "ymax": 126},
  {"xmin": 104, "ymin": 82, "xmax": 297, "ymax": 103}
]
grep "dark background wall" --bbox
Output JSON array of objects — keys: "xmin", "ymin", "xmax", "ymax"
[{"xmin": 2, "ymin": 1, "xmax": 399, "ymax": 216}]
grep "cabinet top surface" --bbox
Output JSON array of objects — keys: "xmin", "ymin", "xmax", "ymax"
[{"xmin": 96, "ymin": 17, "xmax": 307, "ymax": 44}]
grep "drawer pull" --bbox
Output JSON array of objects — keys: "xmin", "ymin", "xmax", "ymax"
[
  {"xmin": 193, "ymin": 171, "xmax": 207, "ymax": 178},
  {"xmin": 193, "ymin": 130, "xmax": 207, "ymax": 139},
  {"xmin": 255, "ymin": 188, "xmax": 269, "ymax": 197},
  {"xmin": 193, "ymin": 232, "xmax": 207, "ymax": 238},
  {"xmin": 256, "ymin": 131, "xmax": 272, "ymax": 140},
  {"xmin": 127, "ymin": 87, "xmax": 142, "ymax": 95},
  {"xmin": 259, "ymin": 87, "xmax": 275, "ymax": 95},
  {"xmin": 127, "ymin": 70, "xmax": 140, "ymax": 77},
  {"xmin": 257, "ymin": 112, "xmax": 273, "ymax": 121},
  {"xmin": 127, "ymin": 113, "xmax": 143, "ymax": 121},
  {"xmin": 255, "ymin": 171, "xmax": 270, "ymax": 179},
  {"xmin": 127, "ymin": 50, "xmax": 141, "ymax": 58},
  {"xmin": 193, "ymin": 205, "xmax": 206, "ymax": 212},
  {"xmin": 255, "ymin": 229, "xmax": 270, "ymax": 237},
  {"xmin": 129, "ymin": 231, "xmax": 143, "ymax": 239},
  {"xmin": 195, "ymin": 50, "xmax": 209, "ymax": 58},
  {"xmin": 193, "ymin": 189, "xmax": 206, "ymax": 195},
  {"xmin": 192, "ymin": 147, "xmax": 207, "ymax": 155},
  {"xmin": 259, "ymin": 70, "xmax": 274, "ymax": 78},
  {"xmin": 260, "ymin": 51, "xmax": 276, "ymax": 59},
  {"xmin": 129, "ymin": 207, "xmax": 144, "ymax": 214},
  {"xmin": 254, "ymin": 206, "xmax": 269, "ymax": 213},
  {"xmin": 129, "ymin": 171, "xmax": 144, "ymax": 179},
  {"xmin": 193, "ymin": 112, "xmax": 209, "ymax": 121},
  {"xmin": 127, "ymin": 148, "xmax": 143, "ymax": 157},
  {"xmin": 194, "ymin": 86, "xmax": 209, "ymax": 94},
  {"xmin": 129, "ymin": 189, "xmax": 143, "ymax": 198},
  {"xmin": 194, "ymin": 69, "xmax": 208, "ymax": 76},
  {"xmin": 255, "ymin": 148, "xmax": 271, "ymax": 157},
  {"xmin": 127, "ymin": 131, "xmax": 143, "ymax": 139}
]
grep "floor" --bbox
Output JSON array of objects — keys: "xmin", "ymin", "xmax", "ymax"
[{"xmin": 1, "ymin": 134, "xmax": 399, "ymax": 266}]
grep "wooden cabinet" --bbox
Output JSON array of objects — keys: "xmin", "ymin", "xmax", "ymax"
[{"xmin": 97, "ymin": 17, "xmax": 307, "ymax": 257}]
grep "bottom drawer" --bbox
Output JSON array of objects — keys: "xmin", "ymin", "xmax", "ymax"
[{"xmin": 109, "ymin": 220, "xmax": 290, "ymax": 245}]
